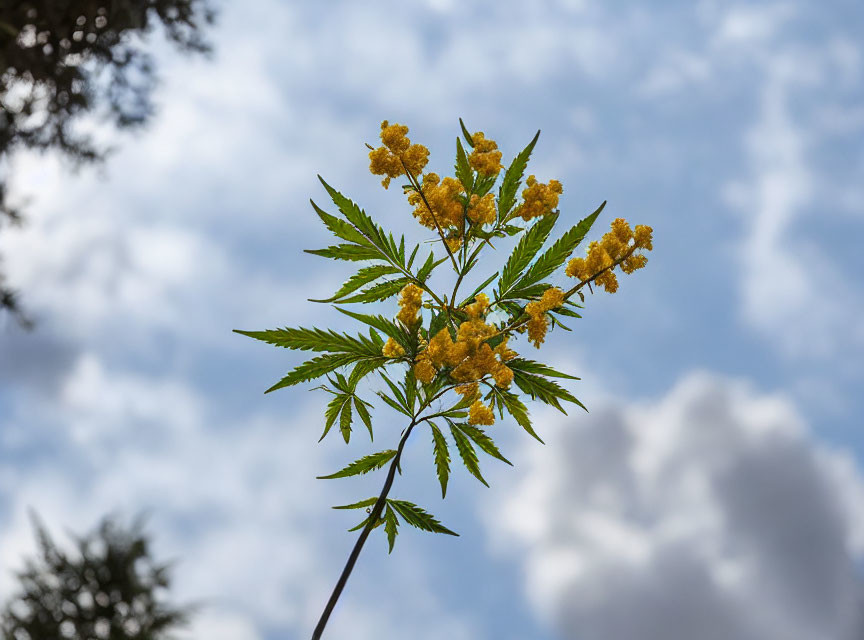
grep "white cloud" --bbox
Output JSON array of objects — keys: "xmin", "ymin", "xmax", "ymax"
[
  {"xmin": 711, "ymin": 4, "xmax": 795, "ymax": 47},
  {"xmin": 0, "ymin": 352, "xmax": 476, "ymax": 639},
  {"xmin": 724, "ymin": 48, "xmax": 864, "ymax": 361},
  {"xmin": 487, "ymin": 371, "xmax": 864, "ymax": 640}
]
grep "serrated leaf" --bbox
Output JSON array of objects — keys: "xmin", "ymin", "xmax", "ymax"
[
  {"xmin": 233, "ymin": 327, "xmax": 381, "ymax": 354},
  {"xmin": 407, "ymin": 244, "xmax": 420, "ymax": 269},
  {"xmin": 507, "ymin": 358, "xmax": 580, "ymax": 380},
  {"xmin": 388, "ymin": 499, "xmax": 459, "ymax": 536},
  {"xmin": 459, "ymin": 118, "xmax": 475, "ymax": 147},
  {"xmin": 305, "ymin": 244, "xmax": 383, "ymax": 261},
  {"xmin": 317, "ymin": 449, "xmax": 397, "ymax": 479},
  {"xmin": 511, "ymin": 202, "xmax": 604, "ymax": 294},
  {"xmin": 458, "ymin": 424, "xmax": 512, "ymax": 465},
  {"xmin": 333, "ymin": 497, "xmax": 378, "ymax": 510},
  {"xmin": 311, "ymin": 265, "xmax": 400, "ymax": 303},
  {"xmin": 449, "ymin": 424, "xmax": 489, "ymax": 487},
  {"xmin": 354, "ymin": 397, "xmax": 374, "ymax": 440},
  {"xmin": 511, "ymin": 369, "xmax": 586, "ymax": 414},
  {"xmin": 495, "ymin": 388, "xmax": 544, "ymax": 444},
  {"xmin": 430, "ymin": 423, "xmax": 451, "ymax": 498},
  {"xmin": 497, "ymin": 129, "xmax": 540, "ymax": 220},
  {"xmin": 377, "ymin": 391, "xmax": 412, "ymax": 417},
  {"xmin": 498, "ymin": 212, "xmax": 558, "ymax": 297},
  {"xmin": 455, "ymin": 138, "xmax": 474, "ymax": 192},
  {"xmin": 457, "ymin": 271, "xmax": 500, "ymax": 308},
  {"xmin": 336, "ymin": 277, "xmax": 410, "ymax": 304},
  {"xmin": 320, "ymin": 394, "xmax": 350, "ymax": 442},
  {"xmin": 265, "ymin": 354, "xmax": 388, "ymax": 393},
  {"xmin": 339, "ymin": 399, "xmax": 353, "ymax": 443},
  {"xmin": 552, "ymin": 305, "xmax": 582, "ymax": 318},
  {"xmin": 384, "ymin": 505, "xmax": 399, "ymax": 553},
  {"xmin": 428, "ymin": 310, "xmax": 449, "ymax": 339},
  {"xmin": 348, "ymin": 514, "xmax": 385, "ymax": 532},
  {"xmin": 309, "ymin": 199, "xmax": 369, "ymax": 245},
  {"xmin": 336, "ymin": 308, "xmax": 406, "ymax": 342},
  {"xmin": 417, "ymin": 252, "xmax": 447, "ymax": 282},
  {"xmin": 318, "ymin": 176, "xmax": 403, "ymax": 267},
  {"xmin": 474, "ymin": 173, "xmax": 498, "ymax": 197}
]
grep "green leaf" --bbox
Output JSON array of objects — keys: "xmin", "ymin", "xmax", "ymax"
[
  {"xmin": 457, "ymin": 271, "xmax": 500, "ymax": 308},
  {"xmin": 455, "ymin": 138, "xmax": 474, "ymax": 192},
  {"xmin": 265, "ymin": 353, "xmax": 388, "ymax": 393},
  {"xmin": 379, "ymin": 373, "xmax": 409, "ymax": 411},
  {"xmin": 377, "ymin": 391, "xmax": 412, "ymax": 417},
  {"xmin": 339, "ymin": 399, "xmax": 353, "ymax": 443},
  {"xmin": 348, "ymin": 514, "xmax": 385, "ymax": 532},
  {"xmin": 404, "ymin": 368, "xmax": 417, "ymax": 414},
  {"xmin": 552, "ymin": 305, "xmax": 582, "ymax": 318},
  {"xmin": 459, "ymin": 118, "xmax": 475, "ymax": 147},
  {"xmin": 495, "ymin": 388, "xmax": 544, "ymax": 444},
  {"xmin": 430, "ymin": 423, "xmax": 451, "ymax": 498},
  {"xmin": 497, "ymin": 129, "xmax": 540, "ymax": 220},
  {"xmin": 498, "ymin": 212, "xmax": 559, "ymax": 298},
  {"xmin": 310, "ymin": 265, "xmax": 400, "ymax": 303},
  {"xmin": 473, "ymin": 173, "xmax": 498, "ymax": 197},
  {"xmin": 407, "ymin": 244, "xmax": 420, "ymax": 269},
  {"xmin": 511, "ymin": 201, "xmax": 605, "ymax": 294},
  {"xmin": 507, "ymin": 358, "xmax": 580, "ymax": 380},
  {"xmin": 333, "ymin": 497, "xmax": 378, "ymax": 510},
  {"xmin": 511, "ymin": 369, "xmax": 586, "ymax": 414},
  {"xmin": 318, "ymin": 176, "xmax": 403, "ymax": 267},
  {"xmin": 335, "ymin": 277, "xmax": 410, "ymax": 304},
  {"xmin": 233, "ymin": 326, "xmax": 381, "ymax": 354},
  {"xmin": 388, "ymin": 499, "xmax": 459, "ymax": 536},
  {"xmin": 417, "ymin": 252, "xmax": 447, "ymax": 282},
  {"xmin": 428, "ymin": 309, "xmax": 449, "ymax": 339},
  {"xmin": 305, "ymin": 244, "xmax": 383, "ymax": 262},
  {"xmin": 317, "ymin": 449, "xmax": 397, "ymax": 479},
  {"xmin": 354, "ymin": 397, "xmax": 374, "ymax": 440},
  {"xmin": 335, "ymin": 308, "xmax": 409, "ymax": 346},
  {"xmin": 320, "ymin": 394, "xmax": 350, "ymax": 442},
  {"xmin": 449, "ymin": 424, "xmax": 489, "ymax": 487},
  {"xmin": 309, "ymin": 199, "xmax": 369, "ymax": 246},
  {"xmin": 458, "ymin": 424, "xmax": 512, "ymax": 465},
  {"xmin": 384, "ymin": 505, "xmax": 399, "ymax": 553}
]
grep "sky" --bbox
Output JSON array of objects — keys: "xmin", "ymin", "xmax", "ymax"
[{"xmin": 1, "ymin": 0, "xmax": 863, "ymax": 639}]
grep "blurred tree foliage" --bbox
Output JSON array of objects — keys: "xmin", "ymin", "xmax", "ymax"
[
  {"xmin": 0, "ymin": 514, "xmax": 191, "ymax": 640},
  {"xmin": 0, "ymin": 0, "xmax": 215, "ymax": 325}
]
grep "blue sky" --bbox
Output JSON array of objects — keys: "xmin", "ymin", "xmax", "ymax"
[{"xmin": 1, "ymin": 1, "xmax": 863, "ymax": 639}]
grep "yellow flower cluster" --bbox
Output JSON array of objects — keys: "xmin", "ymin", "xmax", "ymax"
[
  {"xmin": 565, "ymin": 218, "xmax": 653, "ymax": 293},
  {"xmin": 413, "ymin": 294, "xmax": 516, "ymax": 393},
  {"xmin": 408, "ymin": 173, "xmax": 465, "ymax": 230},
  {"xmin": 396, "ymin": 283, "xmax": 424, "ymax": 326},
  {"xmin": 524, "ymin": 286, "xmax": 565, "ymax": 348},
  {"xmin": 467, "ymin": 132, "xmax": 503, "ymax": 176},
  {"xmin": 466, "ymin": 193, "xmax": 496, "ymax": 226},
  {"xmin": 517, "ymin": 175, "xmax": 563, "ymax": 221},
  {"xmin": 468, "ymin": 400, "xmax": 495, "ymax": 425},
  {"xmin": 382, "ymin": 337, "xmax": 405, "ymax": 358},
  {"xmin": 368, "ymin": 121, "xmax": 430, "ymax": 188}
]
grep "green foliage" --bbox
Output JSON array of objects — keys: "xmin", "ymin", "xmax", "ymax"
[
  {"xmin": 317, "ymin": 450, "xmax": 398, "ymax": 479},
  {"xmin": 430, "ymin": 423, "xmax": 451, "ymax": 498},
  {"xmin": 238, "ymin": 118, "xmax": 652, "ymax": 609},
  {"xmin": 507, "ymin": 202, "xmax": 605, "ymax": 299},
  {"xmin": 498, "ymin": 211, "xmax": 559, "ymax": 297},
  {"xmin": 387, "ymin": 499, "xmax": 458, "ymax": 537},
  {"xmin": 449, "ymin": 422, "xmax": 489, "ymax": 487},
  {"xmin": 0, "ymin": 514, "xmax": 191, "ymax": 640},
  {"xmin": 497, "ymin": 129, "xmax": 540, "ymax": 221}
]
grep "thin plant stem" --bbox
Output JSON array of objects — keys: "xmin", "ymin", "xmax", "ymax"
[{"xmin": 310, "ymin": 417, "xmax": 419, "ymax": 639}]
